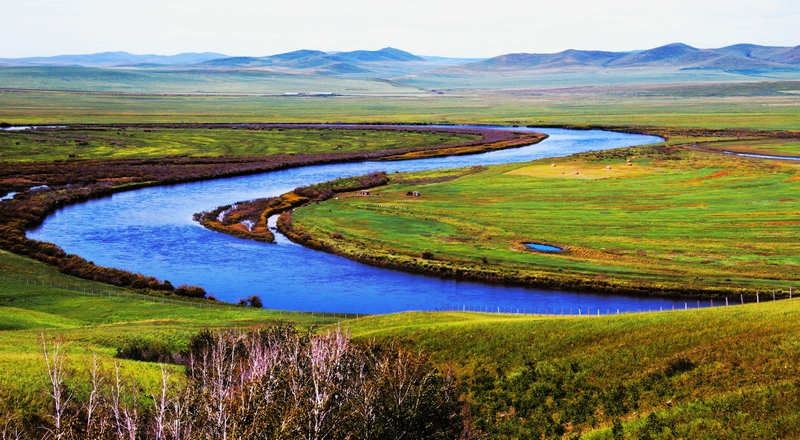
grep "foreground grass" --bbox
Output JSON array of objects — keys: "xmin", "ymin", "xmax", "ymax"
[
  {"xmin": 0, "ymin": 126, "xmax": 478, "ymax": 162},
  {"xmin": 291, "ymin": 143, "xmax": 800, "ymax": 295},
  {"xmin": 3, "ymin": 247, "xmax": 800, "ymax": 437},
  {"xmin": 0, "ymin": 249, "xmax": 342, "ymax": 421},
  {"xmin": 343, "ymin": 300, "xmax": 800, "ymax": 438}
]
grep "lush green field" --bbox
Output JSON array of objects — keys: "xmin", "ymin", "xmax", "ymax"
[
  {"xmin": 342, "ymin": 299, "xmax": 800, "ymax": 438},
  {"xmin": 0, "ymin": 126, "xmax": 479, "ymax": 162},
  {"xmin": 4, "ymin": 242, "xmax": 800, "ymax": 438},
  {"xmin": 290, "ymin": 143, "xmax": 800, "ymax": 295},
  {"xmin": 1, "ymin": 84, "xmax": 799, "ymax": 130},
  {"xmin": 0, "ymin": 249, "xmax": 343, "ymax": 422}
]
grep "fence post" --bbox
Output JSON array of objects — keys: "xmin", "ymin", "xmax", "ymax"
[
  {"xmin": 741, "ymin": 294, "xmax": 744, "ymax": 305},
  {"xmin": 757, "ymin": 292, "xmax": 760, "ymax": 303},
  {"xmin": 773, "ymin": 290, "xmax": 776, "ymax": 301},
  {"xmin": 725, "ymin": 297, "xmax": 729, "ymax": 306}
]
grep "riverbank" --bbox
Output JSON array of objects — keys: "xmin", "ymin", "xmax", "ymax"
[
  {"xmin": 270, "ymin": 140, "xmax": 800, "ymax": 298},
  {"xmin": 3, "ymin": 125, "xmax": 543, "ymax": 297}
]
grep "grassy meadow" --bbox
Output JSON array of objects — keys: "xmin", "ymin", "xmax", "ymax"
[
  {"xmin": 0, "ymin": 248, "xmax": 344, "ymax": 424},
  {"xmin": 0, "ymin": 126, "xmax": 479, "ymax": 162},
  {"xmin": 290, "ymin": 142, "xmax": 800, "ymax": 295},
  {"xmin": 0, "ymin": 82, "xmax": 798, "ymax": 130},
  {"xmin": 691, "ymin": 138, "xmax": 800, "ymax": 157},
  {"xmin": 4, "ymin": 244, "xmax": 800, "ymax": 437},
  {"xmin": 342, "ymin": 299, "xmax": 800, "ymax": 438}
]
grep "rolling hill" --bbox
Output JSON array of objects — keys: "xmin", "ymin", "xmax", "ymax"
[
  {"xmin": 0, "ymin": 51, "xmax": 228, "ymax": 67},
  {"xmin": 193, "ymin": 47, "xmax": 439, "ymax": 77},
  {"xmin": 2, "ymin": 43, "xmax": 799, "ymax": 87},
  {"xmin": 444, "ymin": 43, "xmax": 800, "ymax": 74}
]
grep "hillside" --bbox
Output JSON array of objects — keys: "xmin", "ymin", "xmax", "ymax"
[
  {"xmin": 343, "ymin": 300, "xmax": 800, "ymax": 438},
  {"xmin": 4, "ymin": 43, "xmax": 800, "ymax": 82},
  {"xmin": 193, "ymin": 47, "xmax": 446, "ymax": 77},
  {"xmin": 0, "ymin": 51, "xmax": 228, "ymax": 67},
  {"xmin": 446, "ymin": 43, "xmax": 800, "ymax": 74}
]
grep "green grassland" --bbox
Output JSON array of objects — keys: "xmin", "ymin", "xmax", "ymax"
[
  {"xmin": 342, "ymin": 300, "xmax": 800, "ymax": 438},
  {"xmin": 1, "ymin": 82, "xmax": 799, "ymax": 130},
  {"xmin": 0, "ymin": 249, "xmax": 342, "ymax": 422},
  {"xmin": 692, "ymin": 138, "xmax": 800, "ymax": 157},
  {"xmin": 0, "ymin": 126, "xmax": 479, "ymax": 162},
  {"xmin": 290, "ymin": 144, "xmax": 800, "ymax": 295},
  {"xmin": 4, "ymin": 244, "xmax": 800, "ymax": 438}
]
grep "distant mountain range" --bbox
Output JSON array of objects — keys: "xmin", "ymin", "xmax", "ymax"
[
  {"xmin": 195, "ymin": 47, "xmax": 437, "ymax": 76},
  {"xmin": 1, "ymin": 43, "xmax": 798, "ymax": 79},
  {"xmin": 0, "ymin": 51, "xmax": 228, "ymax": 67},
  {"xmin": 448, "ymin": 43, "xmax": 800, "ymax": 73}
]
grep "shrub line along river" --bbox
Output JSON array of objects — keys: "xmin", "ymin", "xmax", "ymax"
[{"xmin": 28, "ymin": 125, "xmax": 712, "ymax": 314}]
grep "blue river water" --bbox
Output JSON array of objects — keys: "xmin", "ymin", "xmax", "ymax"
[{"xmin": 27, "ymin": 126, "xmax": 702, "ymax": 314}]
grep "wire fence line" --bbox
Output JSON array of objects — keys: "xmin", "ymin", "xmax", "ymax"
[
  {"xmin": 437, "ymin": 287, "xmax": 797, "ymax": 317},
  {"xmin": 5, "ymin": 273, "xmax": 796, "ymax": 320},
  {"xmin": 1, "ymin": 274, "xmax": 365, "ymax": 321}
]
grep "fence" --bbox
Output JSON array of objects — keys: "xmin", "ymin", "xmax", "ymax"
[
  {"xmin": 4, "ymin": 274, "xmax": 795, "ymax": 320},
  {"xmin": 1, "ymin": 274, "xmax": 364, "ymax": 321},
  {"xmin": 437, "ymin": 287, "xmax": 797, "ymax": 317}
]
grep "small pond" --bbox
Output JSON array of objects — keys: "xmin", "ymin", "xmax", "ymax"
[{"xmin": 526, "ymin": 243, "xmax": 563, "ymax": 252}]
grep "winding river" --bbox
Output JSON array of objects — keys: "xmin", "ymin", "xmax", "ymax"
[{"xmin": 28, "ymin": 126, "xmax": 701, "ymax": 314}]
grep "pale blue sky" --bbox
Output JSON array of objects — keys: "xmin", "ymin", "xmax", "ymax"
[{"xmin": 1, "ymin": 0, "xmax": 798, "ymax": 58}]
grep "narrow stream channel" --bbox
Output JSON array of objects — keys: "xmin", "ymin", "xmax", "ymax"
[{"xmin": 27, "ymin": 126, "xmax": 703, "ymax": 314}]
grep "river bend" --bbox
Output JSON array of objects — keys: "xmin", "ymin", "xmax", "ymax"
[{"xmin": 28, "ymin": 126, "xmax": 698, "ymax": 314}]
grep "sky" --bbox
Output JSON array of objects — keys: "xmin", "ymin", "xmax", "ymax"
[{"xmin": 1, "ymin": 0, "xmax": 799, "ymax": 58}]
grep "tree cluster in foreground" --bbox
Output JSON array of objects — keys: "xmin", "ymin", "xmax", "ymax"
[{"xmin": 8, "ymin": 325, "xmax": 462, "ymax": 440}]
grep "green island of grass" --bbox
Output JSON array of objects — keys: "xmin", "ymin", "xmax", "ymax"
[{"xmin": 286, "ymin": 142, "xmax": 800, "ymax": 296}]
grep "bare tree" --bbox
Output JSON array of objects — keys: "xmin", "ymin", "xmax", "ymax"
[
  {"xmin": 0, "ymin": 411, "xmax": 21, "ymax": 440},
  {"xmin": 32, "ymin": 325, "xmax": 462, "ymax": 439},
  {"xmin": 307, "ymin": 328, "xmax": 350, "ymax": 440},
  {"xmin": 86, "ymin": 353, "xmax": 102, "ymax": 431},
  {"xmin": 110, "ymin": 362, "xmax": 139, "ymax": 440},
  {"xmin": 41, "ymin": 334, "xmax": 73, "ymax": 440},
  {"xmin": 151, "ymin": 364, "xmax": 171, "ymax": 440}
]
